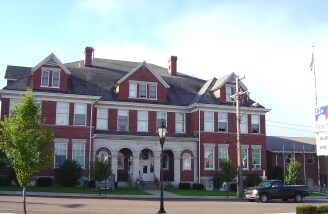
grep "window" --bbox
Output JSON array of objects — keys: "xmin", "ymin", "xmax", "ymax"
[
  {"xmin": 56, "ymin": 102, "xmax": 69, "ymax": 125},
  {"xmin": 41, "ymin": 70, "xmax": 49, "ymax": 87},
  {"xmin": 73, "ymin": 143, "xmax": 85, "ymax": 168},
  {"xmin": 117, "ymin": 110, "xmax": 129, "ymax": 131},
  {"xmin": 182, "ymin": 153, "xmax": 191, "ymax": 170},
  {"xmin": 117, "ymin": 152, "xmax": 124, "ymax": 169},
  {"xmin": 307, "ymin": 153, "xmax": 314, "ymax": 164},
  {"xmin": 98, "ymin": 151, "xmax": 108, "ymax": 161},
  {"xmin": 74, "ymin": 103, "xmax": 87, "ymax": 126},
  {"xmin": 252, "ymin": 148, "xmax": 261, "ymax": 169},
  {"xmin": 204, "ymin": 111, "xmax": 214, "ymax": 132},
  {"xmin": 251, "ymin": 115, "xmax": 260, "ymax": 133},
  {"xmin": 96, "ymin": 108, "xmax": 108, "ymax": 130},
  {"xmin": 284, "ymin": 154, "xmax": 292, "ymax": 164},
  {"xmin": 218, "ymin": 147, "xmax": 229, "ymax": 168},
  {"xmin": 52, "ymin": 71, "xmax": 60, "ymax": 87},
  {"xmin": 139, "ymin": 84, "xmax": 147, "ymax": 98},
  {"xmin": 137, "ymin": 111, "xmax": 148, "ymax": 132},
  {"xmin": 204, "ymin": 147, "xmax": 214, "ymax": 169},
  {"xmin": 9, "ymin": 99, "xmax": 19, "ymax": 118},
  {"xmin": 175, "ymin": 113, "xmax": 185, "ymax": 133},
  {"xmin": 218, "ymin": 112, "xmax": 228, "ymax": 132},
  {"xmin": 163, "ymin": 154, "xmax": 169, "ymax": 169},
  {"xmin": 156, "ymin": 112, "xmax": 167, "ymax": 129},
  {"xmin": 149, "ymin": 85, "xmax": 157, "ymax": 99},
  {"xmin": 54, "ymin": 142, "xmax": 67, "ymax": 168},
  {"xmin": 241, "ymin": 148, "xmax": 248, "ymax": 169},
  {"xmin": 129, "ymin": 83, "xmax": 137, "ymax": 98},
  {"xmin": 240, "ymin": 114, "xmax": 248, "ymax": 134},
  {"xmin": 226, "ymin": 85, "xmax": 236, "ymax": 101}
]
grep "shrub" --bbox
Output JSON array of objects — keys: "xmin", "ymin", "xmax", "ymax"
[
  {"xmin": 179, "ymin": 182, "xmax": 191, "ymax": 190},
  {"xmin": 55, "ymin": 160, "xmax": 81, "ymax": 187},
  {"xmin": 296, "ymin": 205, "xmax": 317, "ymax": 214},
  {"xmin": 272, "ymin": 166, "xmax": 284, "ymax": 181},
  {"xmin": 230, "ymin": 183, "xmax": 237, "ymax": 192},
  {"xmin": 244, "ymin": 173, "xmax": 262, "ymax": 187},
  {"xmin": 37, "ymin": 177, "xmax": 52, "ymax": 187},
  {"xmin": 164, "ymin": 180, "xmax": 173, "ymax": 190},
  {"xmin": 192, "ymin": 183, "xmax": 204, "ymax": 190},
  {"xmin": 88, "ymin": 180, "xmax": 96, "ymax": 188},
  {"xmin": 317, "ymin": 205, "xmax": 328, "ymax": 213},
  {"xmin": 0, "ymin": 176, "xmax": 10, "ymax": 186},
  {"xmin": 212, "ymin": 172, "xmax": 224, "ymax": 190}
]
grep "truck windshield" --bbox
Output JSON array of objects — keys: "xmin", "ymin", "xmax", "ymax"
[{"xmin": 258, "ymin": 181, "xmax": 271, "ymax": 188}]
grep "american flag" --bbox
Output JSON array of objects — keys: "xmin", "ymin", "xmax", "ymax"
[{"xmin": 310, "ymin": 52, "xmax": 314, "ymax": 71}]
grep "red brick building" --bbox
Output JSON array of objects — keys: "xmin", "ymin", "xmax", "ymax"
[{"xmin": 0, "ymin": 47, "xmax": 270, "ymax": 187}]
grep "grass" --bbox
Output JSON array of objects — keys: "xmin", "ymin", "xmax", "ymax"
[
  {"xmin": 0, "ymin": 186, "xmax": 151, "ymax": 195},
  {"xmin": 310, "ymin": 191, "xmax": 328, "ymax": 197},
  {"xmin": 167, "ymin": 189, "xmax": 237, "ymax": 196}
]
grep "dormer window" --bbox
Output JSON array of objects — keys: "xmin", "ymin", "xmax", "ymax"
[
  {"xmin": 226, "ymin": 85, "xmax": 236, "ymax": 102},
  {"xmin": 128, "ymin": 81, "xmax": 158, "ymax": 100},
  {"xmin": 40, "ymin": 67, "xmax": 61, "ymax": 88},
  {"xmin": 139, "ymin": 84, "xmax": 147, "ymax": 98},
  {"xmin": 129, "ymin": 83, "xmax": 137, "ymax": 98},
  {"xmin": 149, "ymin": 85, "xmax": 157, "ymax": 99},
  {"xmin": 41, "ymin": 70, "xmax": 49, "ymax": 87},
  {"xmin": 52, "ymin": 71, "xmax": 60, "ymax": 88}
]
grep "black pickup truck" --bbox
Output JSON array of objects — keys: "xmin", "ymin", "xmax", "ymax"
[{"xmin": 244, "ymin": 179, "xmax": 309, "ymax": 203}]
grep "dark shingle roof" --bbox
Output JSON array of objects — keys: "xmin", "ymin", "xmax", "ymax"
[{"xmin": 266, "ymin": 136, "xmax": 316, "ymax": 153}]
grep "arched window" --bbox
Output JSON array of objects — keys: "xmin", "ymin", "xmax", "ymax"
[
  {"xmin": 163, "ymin": 154, "xmax": 169, "ymax": 170},
  {"xmin": 182, "ymin": 153, "xmax": 191, "ymax": 170},
  {"xmin": 117, "ymin": 152, "xmax": 124, "ymax": 169},
  {"xmin": 98, "ymin": 151, "xmax": 108, "ymax": 161}
]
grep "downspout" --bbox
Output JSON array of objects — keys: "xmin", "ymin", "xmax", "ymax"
[{"xmin": 198, "ymin": 105, "xmax": 201, "ymax": 183}]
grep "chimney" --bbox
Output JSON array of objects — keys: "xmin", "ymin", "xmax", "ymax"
[
  {"xmin": 84, "ymin": 47, "xmax": 94, "ymax": 67},
  {"xmin": 168, "ymin": 56, "xmax": 177, "ymax": 76}
]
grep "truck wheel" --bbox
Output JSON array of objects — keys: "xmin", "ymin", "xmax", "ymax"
[
  {"xmin": 294, "ymin": 193, "xmax": 302, "ymax": 202},
  {"xmin": 259, "ymin": 194, "xmax": 268, "ymax": 203}
]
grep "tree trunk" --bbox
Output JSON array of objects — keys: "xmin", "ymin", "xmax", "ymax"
[{"xmin": 23, "ymin": 186, "xmax": 27, "ymax": 214}]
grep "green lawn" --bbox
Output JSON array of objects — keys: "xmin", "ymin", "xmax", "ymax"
[
  {"xmin": 167, "ymin": 189, "xmax": 237, "ymax": 196},
  {"xmin": 0, "ymin": 186, "xmax": 150, "ymax": 195}
]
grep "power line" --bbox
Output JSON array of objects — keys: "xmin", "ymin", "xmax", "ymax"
[
  {"xmin": 266, "ymin": 120, "xmax": 312, "ymax": 128},
  {"xmin": 266, "ymin": 124, "xmax": 313, "ymax": 133}
]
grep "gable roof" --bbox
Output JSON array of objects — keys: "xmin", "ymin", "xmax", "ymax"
[
  {"xmin": 31, "ymin": 53, "xmax": 71, "ymax": 75},
  {"xmin": 266, "ymin": 136, "xmax": 316, "ymax": 153},
  {"xmin": 116, "ymin": 61, "xmax": 170, "ymax": 88},
  {"xmin": 211, "ymin": 72, "xmax": 248, "ymax": 92}
]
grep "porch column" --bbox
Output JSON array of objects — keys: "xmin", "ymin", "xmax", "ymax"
[
  {"xmin": 111, "ymin": 152, "xmax": 118, "ymax": 181},
  {"xmin": 174, "ymin": 156, "xmax": 181, "ymax": 184},
  {"xmin": 132, "ymin": 153, "xmax": 140, "ymax": 181},
  {"xmin": 154, "ymin": 151, "xmax": 161, "ymax": 181}
]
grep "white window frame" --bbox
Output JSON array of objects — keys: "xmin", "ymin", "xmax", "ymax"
[
  {"xmin": 204, "ymin": 145, "xmax": 215, "ymax": 170},
  {"xmin": 137, "ymin": 110, "xmax": 148, "ymax": 132},
  {"xmin": 54, "ymin": 141, "xmax": 67, "ymax": 168},
  {"xmin": 226, "ymin": 85, "xmax": 236, "ymax": 102},
  {"xmin": 251, "ymin": 114, "xmax": 260, "ymax": 134},
  {"xmin": 218, "ymin": 146, "xmax": 229, "ymax": 169},
  {"xmin": 52, "ymin": 71, "xmax": 60, "ymax": 88},
  {"xmin": 240, "ymin": 114, "xmax": 248, "ymax": 134},
  {"xmin": 129, "ymin": 82, "xmax": 137, "ymax": 98},
  {"xmin": 117, "ymin": 109, "xmax": 129, "ymax": 131},
  {"xmin": 9, "ymin": 98, "xmax": 19, "ymax": 118},
  {"xmin": 74, "ymin": 103, "xmax": 87, "ymax": 126},
  {"xmin": 56, "ymin": 102, "xmax": 69, "ymax": 125},
  {"xmin": 98, "ymin": 151, "xmax": 109, "ymax": 161},
  {"xmin": 149, "ymin": 85, "xmax": 157, "ymax": 99},
  {"xmin": 72, "ymin": 142, "xmax": 85, "ymax": 168},
  {"xmin": 156, "ymin": 112, "xmax": 167, "ymax": 129},
  {"xmin": 41, "ymin": 70, "xmax": 50, "ymax": 87},
  {"xmin": 117, "ymin": 152, "xmax": 124, "ymax": 169},
  {"xmin": 251, "ymin": 146, "xmax": 261, "ymax": 170},
  {"xmin": 163, "ymin": 153, "xmax": 169, "ymax": 170},
  {"xmin": 307, "ymin": 153, "xmax": 314, "ymax": 164},
  {"xmin": 175, "ymin": 113, "xmax": 185, "ymax": 133},
  {"xmin": 218, "ymin": 112, "xmax": 228, "ymax": 132},
  {"xmin": 182, "ymin": 153, "xmax": 191, "ymax": 170},
  {"xmin": 139, "ymin": 84, "xmax": 147, "ymax": 98},
  {"xmin": 96, "ymin": 108, "xmax": 108, "ymax": 130},
  {"xmin": 204, "ymin": 111, "xmax": 214, "ymax": 132},
  {"xmin": 242, "ymin": 147, "xmax": 249, "ymax": 170}
]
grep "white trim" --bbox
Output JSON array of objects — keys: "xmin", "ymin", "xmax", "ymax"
[{"xmin": 31, "ymin": 53, "xmax": 71, "ymax": 75}]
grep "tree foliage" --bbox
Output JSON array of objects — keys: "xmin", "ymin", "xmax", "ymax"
[
  {"xmin": 0, "ymin": 89, "xmax": 54, "ymax": 213},
  {"xmin": 55, "ymin": 160, "xmax": 81, "ymax": 187},
  {"xmin": 220, "ymin": 159, "xmax": 237, "ymax": 184},
  {"xmin": 90, "ymin": 159, "xmax": 112, "ymax": 182},
  {"xmin": 244, "ymin": 173, "xmax": 262, "ymax": 187},
  {"xmin": 285, "ymin": 158, "xmax": 303, "ymax": 185}
]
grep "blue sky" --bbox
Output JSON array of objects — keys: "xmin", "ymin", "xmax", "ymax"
[{"xmin": 1, "ymin": 0, "xmax": 328, "ymax": 137}]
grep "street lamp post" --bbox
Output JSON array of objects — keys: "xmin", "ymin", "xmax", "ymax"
[
  {"xmin": 235, "ymin": 76, "xmax": 243, "ymax": 199},
  {"xmin": 157, "ymin": 118, "xmax": 167, "ymax": 214}
]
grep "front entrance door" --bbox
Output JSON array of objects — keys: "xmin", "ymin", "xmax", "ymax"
[{"xmin": 139, "ymin": 149, "xmax": 154, "ymax": 182}]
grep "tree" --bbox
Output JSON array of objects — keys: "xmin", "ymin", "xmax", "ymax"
[
  {"xmin": 90, "ymin": 159, "xmax": 111, "ymax": 195},
  {"xmin": 0, "ymin": 89, "xmax": 54, "ymax": 214},
  {"xmin": 285, "ymin": 158, "xmax": 303, "ymax": 185},
  {"xmin": 220, "ymin": 159, "xmax": 237, "ymax": 198},
  {"xmin": 55, "ymin": 160, "xmax": 81, "ymax": 187}
]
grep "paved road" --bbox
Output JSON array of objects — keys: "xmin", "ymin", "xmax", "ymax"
[{"xmin": 0, "ymin": 195, "xmax": 327, "ymax": 214}]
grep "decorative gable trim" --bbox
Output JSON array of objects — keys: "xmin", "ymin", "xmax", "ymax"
[
  {"xmin": 117, "ymin": 61, "xmax": 170, "ymax": 88},
  {"xmin": 31, "ymin": 53, "xmax": 71, "ymax": 75},
  {"xmin": 211, "ymin": 72, "xmax": 248, "ymax": 92}
]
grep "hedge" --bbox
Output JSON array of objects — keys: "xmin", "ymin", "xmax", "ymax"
[
  {"xmin": 37, "ymin": 177, "xmax": 53, "ymax": 187},
  {"xmin": 192, "ymin": 183, "xmax": 204, "ymax": 190},
  {"xmin": 179, "ymin": 182, "xmax": 191, "ymax": 190},
  {"xmin": 296, "ymin": 205, "xmax": 317, "ymax": 214}
]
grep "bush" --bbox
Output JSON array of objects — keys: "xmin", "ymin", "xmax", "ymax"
[
  {"xmin": 55, "ymin": 160, "xmax": 81, "ymax": 187},
  {"xmin": 179, "ymin": 182, "xmax": 191, "ymax": 190},
  {"xmin": 272, "ymin": 166, "xmax": 284, "ymax": 181},
  {"xmin": 0, "ymin": 176, "xmax": 10, "ymax": 186},
  {"xmin": 244, "ymin": 173, "xmax": 262, "ymax": 187},
  {"xmin": 230, "ymin": 183, "xmax": 237, "ymax": 192},
  {"xmin": 212, "ymin": 172, "xmax": 224, "ymax": 190},
  {"xmin": 317, "ymin": 205, "xmax": 328, "ymax": 213},
  {"xmin": 296, "ymin": 205, "xmax": 317, "ymax": 214},
  {"xmin": 37, "ymin": 177, "xmax": 52, "ymax": 187},
  {"xmin": 192, "ymin": 183, "xmax": 204, "ymax": 190}
]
